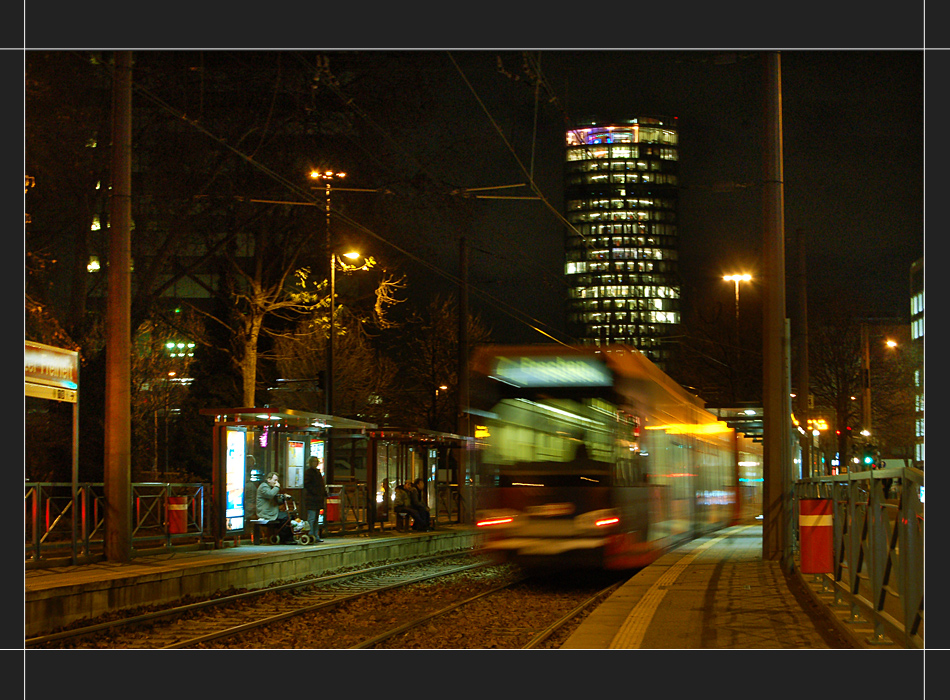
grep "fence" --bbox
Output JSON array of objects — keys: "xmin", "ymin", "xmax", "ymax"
[
  {"xmin": 25, "ymin": 481, "xmax": 207, "ymax": 569},
  {"xmin": 794, "ymin": 466, "xmax": 923, "ymax": 648}
]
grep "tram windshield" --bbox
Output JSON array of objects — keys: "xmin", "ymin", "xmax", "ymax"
[{"xmin": 476, "ymin": 396, "xmax": 641, "ymax": 488}]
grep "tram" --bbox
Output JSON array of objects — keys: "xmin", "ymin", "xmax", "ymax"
[{"xmin": 470, "ymin": 344, "xmax": 743, "ymax": 571}]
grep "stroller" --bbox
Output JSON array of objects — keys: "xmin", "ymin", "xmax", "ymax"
[{"xmin": 264, "ymin": 496, "xmax": 323, "ymax": 545}]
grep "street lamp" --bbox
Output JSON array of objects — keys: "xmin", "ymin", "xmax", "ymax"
[
  {"xmin": 310, "ymin": 170, "xmax": 347, "ymax": 415},
  {"xmin": 722, "ymin": 273, "xmax": 752, "ymax": 331},
  {"xmin": 723, "ymin": 273, "xmax": 752, "ymax": 375},
  {"xmin": 861, "ymin": 326, "xmax": 900, "ymax": 437}
]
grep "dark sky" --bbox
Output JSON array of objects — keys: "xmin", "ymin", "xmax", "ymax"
[
  {"xmin": 18, "ymin": 7, "xmax": 928, "ymax": 347},
  {"xmin": 323, "ymin": 50, "xmax": 924, "ymax": 344}
]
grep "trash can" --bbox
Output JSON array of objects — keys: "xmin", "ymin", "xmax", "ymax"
[
  {"xmin": 168, "ymin": 496, "xmax": 188, "ymax": 535},
  {"xmin": 326, "ymin": 494, "xmax": 341, "ymax": 522},
  {"xmin": 799, "ymin": 498, "xmax": 833, "ymax": 573}
]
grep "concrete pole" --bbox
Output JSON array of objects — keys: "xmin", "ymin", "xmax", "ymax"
[
  {"xmin": 457, "ymin": 236, "xmax": 471, "ymax": 522},
  {"xmin": 761, "ymin": 52, "xmax": 791, "ymax": 565},
  {"xmin": 796, "ymin": 229, "xmax": 811, "ymax": 478},
  {"xmin": 104, "ymin": 51, "xmax": 133, "ymax": 562},
  {"xmin": 861, "ymin": 322, "xmax": 871, "ymax": 433}
]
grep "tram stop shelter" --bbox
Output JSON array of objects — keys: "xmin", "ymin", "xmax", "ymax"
[
  {"xmin": 200, "ymin": 407, "xmax": 376, "ymax": 547},
  {"xmin": 366, "ymin": 427, "xmax": 473, "ymax": 530}
]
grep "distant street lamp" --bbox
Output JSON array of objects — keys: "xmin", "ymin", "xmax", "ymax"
[
  {"xmin": 723, "ymin": 273, "xmax": 752, "ymax": 331},
  {"xmin": 310, "ymin": 169, "xmax": 346, "ymax": 415},
  {"xmin": 723, "ymin": 273, "xmax": 752, "ymax": 372},
  {"xmin": 861, "ymin": 325, "xmax": 900, "ymax": 438}
]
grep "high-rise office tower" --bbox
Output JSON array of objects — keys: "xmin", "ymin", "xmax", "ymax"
[
  {"xmin": 564, "ymin": 118, "xmax": 680, "ymax": 371},
  {"xmin": 910, "ymin": 257, "xmax": 924, "ymax": 469}
]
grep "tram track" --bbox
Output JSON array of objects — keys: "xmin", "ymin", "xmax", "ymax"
[
  {"xmin": 355, "ymin": 576, "xmax": 624, "ymax": 649},
  {"xmin": 29, "ymin": 550, "xmax": 628, "ymax": 650},
  {"xmin": 26, "ymin": 550, "xmax": 494, "ymax": 649}
]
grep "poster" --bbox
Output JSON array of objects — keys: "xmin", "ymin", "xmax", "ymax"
[{"xmin": 225, "ymin": 429, "xmax": 246, "ymax": 531}]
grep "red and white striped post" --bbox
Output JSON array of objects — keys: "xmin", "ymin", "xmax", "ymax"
[{"xmin": 799, "ymin": 499, "xmax": 833, "ymax": 573}]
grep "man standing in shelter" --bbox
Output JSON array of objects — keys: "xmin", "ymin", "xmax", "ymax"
[{"xmin": 304, "ymin": 456, "xmax": 327, "ymax": 543}]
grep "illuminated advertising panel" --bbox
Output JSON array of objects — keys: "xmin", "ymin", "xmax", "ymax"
[
  {"xmin": 288, "ymin": 440, "xmax": 305, "ymax": 488},
  {"xmin": 225, "ymin": 429, "xmax": 246, "ymax": 532},
  {"xmin": 310, "ymin": 439, "xmax": 326, "ymax": 476},
  {"xmin": 491, "ymin": 355, "xmax": 612, "ymax": 388}
]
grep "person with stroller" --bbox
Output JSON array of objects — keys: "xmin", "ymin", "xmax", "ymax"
[
  {"xmin": 256, "ymin": 472, "xmax": 296, "ymax": 544},
  {"xmin": 304, "ymin": 456, "xmax": 327, "ymax": 543}
]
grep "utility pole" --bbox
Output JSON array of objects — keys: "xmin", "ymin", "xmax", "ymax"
[
  {"xmin": 457, "ymin": 236, "xmax": 471, "ymax": 523},
  {"xmin": 796, "ymin": 229, "xmax": 811, "ymax": 478},
  {"xmin": 761, "ymin": 52, "xmax": 792, "ymax": 567},
  {"xmin": 104, "ymin": 50, "xmax": 133, "ymax": 562}
]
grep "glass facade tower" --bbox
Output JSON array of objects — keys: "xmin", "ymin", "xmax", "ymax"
[{"xmin": 564, "ymin": 118, "xmax": 680, "ymax": 371}]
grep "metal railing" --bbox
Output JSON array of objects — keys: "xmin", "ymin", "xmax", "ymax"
[
  {"xmin": 794, "ymin": 466, "xmax": 923, "ymax": 648},
  {"xmin": 25, "ymin": 481, "xmax": 208, "ymax": 569}
]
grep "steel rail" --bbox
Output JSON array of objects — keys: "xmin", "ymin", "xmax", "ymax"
[
  {"xmin": 25, "ymin": 550, "xmax": 486, "ymax": 648},
  {"xmin": 520, "ymin": 580, "xmax": 624, "ymax": 649},
  {"xmin": 349, "ymin": 576, "xmax": 528, "ymax": 649},
  {"xmin": 162, "ymin": 559, "xmax": 493, "ymax": 649}
]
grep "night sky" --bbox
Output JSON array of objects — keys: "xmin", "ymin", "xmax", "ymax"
[
  {"xmin": 18, "ymin": 8, "xmax": 928, "ymax": 350},
  {"xmin": 315, "ymin": 50, "xmax": 925, "ymax": 344}
]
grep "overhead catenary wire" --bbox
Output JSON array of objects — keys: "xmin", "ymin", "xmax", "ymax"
[{"xmin": 98, "ymin": 51, "xmax": 574, "ymax": 345}]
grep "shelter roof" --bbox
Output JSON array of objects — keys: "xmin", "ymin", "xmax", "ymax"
[{"xmin": 199, "ymin": 407, "xmax": 376, "ymax": 432}]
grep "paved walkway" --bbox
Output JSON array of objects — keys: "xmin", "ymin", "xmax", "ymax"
[{"xmin": 562, "ymin": 524, "xmax": 857, "ymax": 649}]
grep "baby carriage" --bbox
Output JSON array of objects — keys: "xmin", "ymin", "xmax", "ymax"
[{"xmin": 266, "ymin": 496, "xmax": 323, "ymax": 545}]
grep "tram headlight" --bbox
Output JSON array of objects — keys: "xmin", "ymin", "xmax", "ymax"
[{"xmin": 574, "ymin": 508, "xmax": 621, "ymax": 534}]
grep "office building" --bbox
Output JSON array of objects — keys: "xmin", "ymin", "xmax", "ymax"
[
  {"xmin": 910, "ymin": 257, "xmax": 924, "ymax": 468},
  {"xmin": 564, "ymin": 118, "xmax": 680, "ymax": 371}
]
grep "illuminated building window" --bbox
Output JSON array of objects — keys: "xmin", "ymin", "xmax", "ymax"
[{"xmin": 564, "ymin": 117, "xmax": 680, "ymax": 371}]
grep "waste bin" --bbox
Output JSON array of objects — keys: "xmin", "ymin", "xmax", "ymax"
[
  {"xmin": 799, "ymin": 498, "xmax": 833, "ymax": 573},
  {"xmin": 326, "ymin": 494, "xmax": 341, "ymax": 522},
  {"xmin": 168, "ymin": 496, "xmax": 188, "ymax": 535}
]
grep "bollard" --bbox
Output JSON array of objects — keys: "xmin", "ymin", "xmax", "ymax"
[
  {"xmin": 799, "ymin": 498, "xmax": 833, "ymax": 573},
  {"xmin": 167, "ymin": 496, "xmax": 188, "ymax": 535}
]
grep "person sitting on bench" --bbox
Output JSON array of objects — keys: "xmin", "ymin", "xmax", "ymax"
[
  {"xmin": 393, "ymin": 482, "xmax": 424, "ymax": 531},
  {"xmin": 256, "ymin": 472, "xmax": 296, "ymax": 545}
]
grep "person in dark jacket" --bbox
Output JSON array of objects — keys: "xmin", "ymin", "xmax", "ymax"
[
  {"xmin": 304, "ymin": 456, "xmax": 327, "ymax": 543},
  {"xmin": 393, "ymin": 482, "xmax": 424, "ymax": 531},
  {"xmin": 407, "ymin": 479, "xmax": 431, "ymax": 531}
]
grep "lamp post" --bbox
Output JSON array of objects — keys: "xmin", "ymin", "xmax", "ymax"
[
  {"xmin": 310, "ymin": 169, "xmax": 346, "ymax": 415},
  {"xmin": 723, "ymin": 273, "xmax": 752, "ymax": 389},
  {"xmin": 860, "ymin": 324, "xmax": 900, "ymax": 439},
  {"xmin": 723, "ymin": 273, "xmax": 752, "ymax": 333}
]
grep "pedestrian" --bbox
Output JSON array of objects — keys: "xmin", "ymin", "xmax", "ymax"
[
  {"xmin": 304, "ymin": 456, "xmax": 327, "ymax": 543},
  {"xmin": 393, "ymin": 482, "xmax": 424, "ymax": 531},
  {"xmin": 407, "ymin": 479, "xmax": 431, "ymax": 531},
  {"xmin": 256, "ymin": 472, "xmax": 295, "ymax": 544}
]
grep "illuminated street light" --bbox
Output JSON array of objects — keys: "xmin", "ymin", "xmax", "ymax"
[
  {"xmin": 310, "ymin": 169, "xmax": 347, "ymax": 416},
  {"xmin": 723, "ymin": 273, "xmax": 752, "ymax": 369},
  {"xmin": 860, "ymin": 328, "xmax": 901, "ymax": 437}
]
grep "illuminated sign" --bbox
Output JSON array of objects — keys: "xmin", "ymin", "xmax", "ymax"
[
  {"xmin": 25, "ymin": 341, "xmax": 79, "ymax": 403},
  {"xmin": 225, "ymin": 429, "xmax": 246, "ymax": 531},
  {"xmin": 492, "ymin": 355, "xmax": 612, "ymax": 388}
]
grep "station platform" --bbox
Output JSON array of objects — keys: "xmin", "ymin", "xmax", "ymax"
[
  {"xmin": 561, "ymin": 521, "xmax": 890, "ymax": 650},
  {"xmin": 24, "ymin": 524, "xmax": 479, "ymax": 639},
  {"xmin": 24, "ymin": 520, "xmax": 906, "ymax": 650}
]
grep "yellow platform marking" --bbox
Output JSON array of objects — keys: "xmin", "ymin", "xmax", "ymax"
[{"xmin": 608, "ymin": 525, "xmax": 753, "ymax": 649}]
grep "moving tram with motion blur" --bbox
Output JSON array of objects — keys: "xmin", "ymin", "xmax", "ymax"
[{"xmin": 470, "ymin": 344, "xmax": 751, "ymax": 571}]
